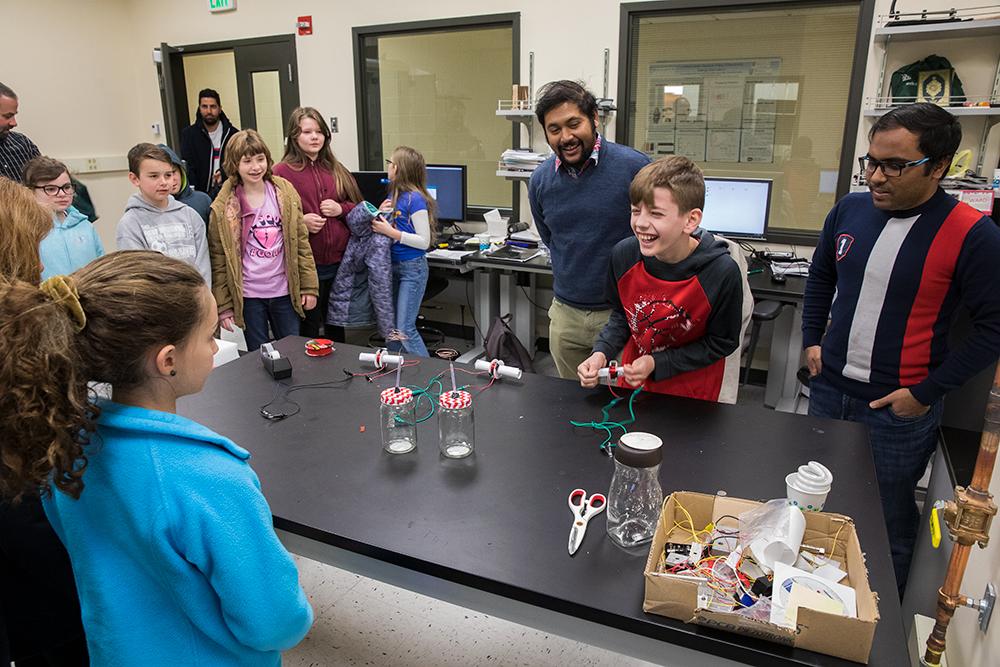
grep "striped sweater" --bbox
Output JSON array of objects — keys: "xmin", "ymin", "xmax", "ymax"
[{"xmin": 803, "ymin": 189, "xmax": 1000, "ymax": 405}]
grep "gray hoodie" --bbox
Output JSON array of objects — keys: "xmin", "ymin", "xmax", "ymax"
[{"xmin": 116, "ymin": 193, "xmax": 211, "ymax": 287}]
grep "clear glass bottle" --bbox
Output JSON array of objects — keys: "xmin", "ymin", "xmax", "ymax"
[
  {"xmin": 438, "ymin": 390, "xmax": 474, "ymax": 458},
  {"xmin": 606, "ymin": 432, "xmax": 663, "ymax": 548},
  {"xmin": 380, "ymin": 387, "xmax": 417, "ymax": 454}
]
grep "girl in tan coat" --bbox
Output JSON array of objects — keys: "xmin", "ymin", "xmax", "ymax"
[{"xmin": 208, "ymin": 130, "xmax": 318, "ymax": 351}]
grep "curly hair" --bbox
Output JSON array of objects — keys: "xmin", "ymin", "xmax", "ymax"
[
  {"xmin": 0, "ymin": 251, "xmax": 206, "ymax": 501},
  {"xmin": 0, "ymin": 178, "xmax": 50, "ymax": 284}
]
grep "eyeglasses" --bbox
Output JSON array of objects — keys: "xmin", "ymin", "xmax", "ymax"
[
  {"xmin": 34, "ymin": 183, "xmax": 76, "ymax": 196},
  {"xmin": 858, "ymin": 155, "xmax": 931, "ymax": 178}
]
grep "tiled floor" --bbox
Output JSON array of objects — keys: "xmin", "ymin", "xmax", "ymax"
[
  {"xmin": 284, "ymin": 555, "xmax": 658, "ymax": 667},
  {"xmin": 283, "ymin": 337, "xmax": 765, "ymax": 666}
]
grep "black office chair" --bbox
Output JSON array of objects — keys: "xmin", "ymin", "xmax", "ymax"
[
  {"xmin": 741, "ymin": 299, "xmax": 784, "ymax": 385},
  {"xmin": 417, "ymin": 273, "xmax": 449, "ymax": 347}
]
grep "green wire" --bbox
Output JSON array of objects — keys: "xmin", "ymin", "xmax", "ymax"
[
  {"xmin": 570, "ymin": 388, "xmax": 642, "ymax": 452},
  {"xmin": 392, "ymin": 372, "xmax": 472, "ymax": 425}
]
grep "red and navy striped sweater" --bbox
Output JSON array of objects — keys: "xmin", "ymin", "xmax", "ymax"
[
  {"xmin": 593, "ymin": 231, "xmax": 744, "ymax": 401},
  {"xmin": 803, "ymin": 189, "xmax": 1000, "ymax": 405}
]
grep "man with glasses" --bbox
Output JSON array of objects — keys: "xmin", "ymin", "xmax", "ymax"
[
  {"xmin": 802, "ymin": 103, "xmax": 1000, "ymax": 597},
  {"xmin": 0, "ymin": 81, "xmax": 40, "ymax": 183}
]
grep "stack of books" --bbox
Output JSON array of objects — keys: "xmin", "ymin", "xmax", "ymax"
[{"xmin": 498, "ymin": 149, "xmax": 549, "ymax": 175}]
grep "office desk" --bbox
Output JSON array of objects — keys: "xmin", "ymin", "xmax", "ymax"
[
  {"xmin": 747, "ymin": 267, "xmax": 809, "ymax": 411},
  {"xmin": 466, "ymin": 252, "xmax": 551, "ymax": 356},
  {"xmin": 462, "ymin": 251, "xmax": 810, "ymax": 412},
  {"xmin": 178, "ymin": 338, "xmax": 905, "ymax": 667}
]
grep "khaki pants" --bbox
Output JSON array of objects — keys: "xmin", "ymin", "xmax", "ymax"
[{"xmin": 548, "ymin": 298, "xmax": 611, "ymax": 379}]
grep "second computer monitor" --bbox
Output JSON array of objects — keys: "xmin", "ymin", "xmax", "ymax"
[
  {"xmin": 352, "ymin": 171, "xmax": 389, "ymax": 207},
  {"xmin": 425, "ymin": 164, "xmax": 467, "ymax": 223},
  {"xmin": 699, "ymin": 177, "xmax": 772, "ymax": 240}
]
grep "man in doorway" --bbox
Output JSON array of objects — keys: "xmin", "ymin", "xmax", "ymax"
[
  {"xmin": 528, "ymin": 80, "xmax": 649, "ymax": 378},
  {"xmin": 180, "ymin": 88, "xmax": 238, "ymax": 199},
  {"xmin": 803, "ymin": 103, "xmax": 1000, "ymax": 596},
  {"xmin": 0, "ymin": 81, "xmax": 40, "ymax": 182}
]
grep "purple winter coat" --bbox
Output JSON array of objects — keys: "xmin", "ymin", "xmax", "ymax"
[{"xmin": 327, "ymin": 203, "xmax": 395, "ymax": 338}]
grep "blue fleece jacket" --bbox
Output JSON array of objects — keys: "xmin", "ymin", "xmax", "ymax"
[
  {"xmin": 39, "ymin": 206, "xmax": 104, "ymax": 280},
  {"xmin": 43, "ymin": 402, "xmax": 313, "ymax": 666},
  {"xmin": 528, "ymin": 139, "xmax": 650, "ymax": 309}
]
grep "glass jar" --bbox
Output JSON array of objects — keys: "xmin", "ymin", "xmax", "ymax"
[
  {"xmin": 380, "ymin": 387, "xmax": 417, "ymax": 454},
  {"xmin": 438, "ymin": 390, "xmax": 474, "ymax": 458},
  {"xmin": 606, "ymin": 432, "xmax": 663, "ymax": 549}
]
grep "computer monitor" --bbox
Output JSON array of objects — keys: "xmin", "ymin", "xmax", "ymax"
[
  {"xmin": 700, "ymin": 177, "xmax": 772, "ymax": 240},
  {"xmin": 425, "ymin": 164, "xmax": 467, "ymax": 223},
  {"xmin": 352, "ymin": 171, "xmax": 389, "ymax": 207}
]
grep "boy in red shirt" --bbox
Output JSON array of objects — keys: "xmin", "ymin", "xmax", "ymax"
[{"xmin": 578, "ymin": 156, "xmax": 745, "ymax": 402}]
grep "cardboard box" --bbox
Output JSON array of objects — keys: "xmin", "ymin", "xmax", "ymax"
[{"xmin": 643, "ymin": 491, "xmax": 880, "ymax": 664}]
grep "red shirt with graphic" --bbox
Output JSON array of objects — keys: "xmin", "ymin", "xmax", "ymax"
[{"xmin": 592, "ymin": 232, "xmax": 744, "ymax": 401}]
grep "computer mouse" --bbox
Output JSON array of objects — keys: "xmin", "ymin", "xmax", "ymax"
[{"xmin": 771, "ymin": 273, "xmax": 787, "ymax": 284}]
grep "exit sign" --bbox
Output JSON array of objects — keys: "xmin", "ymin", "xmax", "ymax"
[{"xmin": 209, "ymin": 0, "xmax": 236, "ymax": 12}]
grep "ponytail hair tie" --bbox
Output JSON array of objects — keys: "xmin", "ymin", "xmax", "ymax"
[{"xmin": 39, "ymin": 275, "xmax": 87, "ymax": 333}]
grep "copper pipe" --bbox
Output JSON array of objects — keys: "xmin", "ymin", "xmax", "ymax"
[{"xmin": 924, "ymin": 364, "xmax": 1000, "ymax": 665}]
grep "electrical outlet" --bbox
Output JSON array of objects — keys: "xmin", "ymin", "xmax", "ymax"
[
  {"xmin": 330, "ymin": 117, "xmax": 338, "ymax": 133},
  {"xmin": 86, "ymin": 158, "xmax": 99, "ymax": 172}
]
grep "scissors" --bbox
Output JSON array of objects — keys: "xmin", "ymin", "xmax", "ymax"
[{"xmin": 568, "ymin": 488, "xmax": 606, "ymax": 555}]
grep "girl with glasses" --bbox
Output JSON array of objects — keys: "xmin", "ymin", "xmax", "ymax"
[
  {"xmin": 373, "ymin": 146, "xmax": 436, "ymax": 356},
  {"xmin": 23, "ymin": 155, "xmax": 104, "ymax": 280}
]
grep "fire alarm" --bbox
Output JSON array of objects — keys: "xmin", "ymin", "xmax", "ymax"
[{"xmin": 297, "ymin": 16, "xmax": 312, "ymax": 36}]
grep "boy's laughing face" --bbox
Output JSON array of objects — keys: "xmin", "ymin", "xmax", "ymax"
[{"xmin": 631, "ymin": 186, "xmax": 701, "ymax": 263}]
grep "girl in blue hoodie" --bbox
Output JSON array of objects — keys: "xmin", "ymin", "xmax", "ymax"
[
  {"xmin": 23, "ymin": 156, "xmax": 104, "ymax": 280},
  {"xmin": 0, "ymin": 250, "xmax": 313, "ymax": 666}
]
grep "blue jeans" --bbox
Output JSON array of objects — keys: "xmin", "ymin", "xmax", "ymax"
[
  {"xmin": 388, "ymin": 256, "xmax": 429, "ymax": 357},
  {"xmin": 808, "ymin": 373, "xmax": 943, "ymax": 596},
  {"xmin": 243, "ymin": 295, "xmax": 301, "ymax": 352}
]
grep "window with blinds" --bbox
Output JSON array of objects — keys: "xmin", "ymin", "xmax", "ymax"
[{"xmin": 622, "ymin": 3, "xmax": 864, "ymax": 237}]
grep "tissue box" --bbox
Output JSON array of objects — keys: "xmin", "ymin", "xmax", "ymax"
[{"xmin": 643, "ymin": 491, "xmax": 880, "ymax": 664}]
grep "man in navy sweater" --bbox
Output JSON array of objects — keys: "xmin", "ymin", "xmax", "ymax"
[
  {"xmin": 803, "ymin": 103, "xmax": 1000, "ymax": 596},
  {"xmin": 528, "ymin": 80, "xmax": 649, "ymax": 378}
]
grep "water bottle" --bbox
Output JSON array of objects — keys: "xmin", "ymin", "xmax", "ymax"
[{"xmin": 606, "ymin": 432, "xmax": 663, "ymax": 548}]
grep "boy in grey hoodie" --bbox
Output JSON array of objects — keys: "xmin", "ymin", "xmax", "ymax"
[{"xmin": 116, "ymin": 143, "xmax": 211, "ymax": 286}]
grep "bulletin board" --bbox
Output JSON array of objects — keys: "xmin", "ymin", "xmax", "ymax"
[{"xmin": 643, "ymin": 58, "xmax": 789, "ymax": 165}]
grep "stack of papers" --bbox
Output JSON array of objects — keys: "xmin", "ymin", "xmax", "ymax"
[
  {"xmin": 770, "ymin": 260, "xmax": 810, "ymax": 278},
  {"xmin": 498, "ymin": 149, "xmax": 549, "ymax": 174}
]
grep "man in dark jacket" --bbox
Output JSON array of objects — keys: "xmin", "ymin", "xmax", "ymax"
[{"xmin": 179, "ymin": 88, "xmax": 238, "ymax": 199}]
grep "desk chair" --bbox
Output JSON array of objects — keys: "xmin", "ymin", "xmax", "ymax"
[{"xmin": 742, "ymin": 300, "xmax": 784, "ymax": 385}]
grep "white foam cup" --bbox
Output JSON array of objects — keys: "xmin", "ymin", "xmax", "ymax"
[{"xmin": 786, "ymin": 461, "xmax": 833, "ymax": 512}]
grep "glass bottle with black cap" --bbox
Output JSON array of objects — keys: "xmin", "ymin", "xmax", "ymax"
[{"xmin": 607, "ymin": 433, "xmax": 664, "ymax": 549}]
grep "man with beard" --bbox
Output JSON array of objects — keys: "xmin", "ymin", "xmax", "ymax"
[
  {"xmin": 803, "ymin": 103, "xmax": 1000, "ymax": 597},
  {"xmin": 0, "ymin": 81, "xmax": 40, "ymax": 182},
  {"xmin": 180, "ymin": 88, "xmax": 238, "ymax": 199},
  {"xmin": 528, "ymin": 80, "xmax": 649, "ymax": 378}
]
